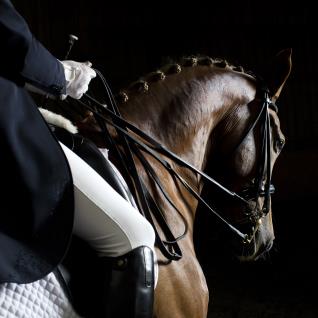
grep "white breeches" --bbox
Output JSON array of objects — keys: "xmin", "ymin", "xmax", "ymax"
[{"xmin": 59, "ymin": 142, "xmax": 156, "ymax": 258}]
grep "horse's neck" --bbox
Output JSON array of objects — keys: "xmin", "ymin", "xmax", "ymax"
[
  {"xmin": 119, "ymin": 68, "xmax": 256, "ymax": 171},
  {"xmin": 112, "ymin": 69, "xmax": 256, "ymax": 236}
]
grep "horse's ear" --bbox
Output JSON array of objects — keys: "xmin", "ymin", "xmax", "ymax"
[{"xmin": 264, "ymin": 48, "xmax": 292, "ymax": 102}]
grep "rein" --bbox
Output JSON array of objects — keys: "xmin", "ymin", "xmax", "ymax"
[{"xmin": 71, "ymin": 70, "xmax": 276, "ymax": 260}]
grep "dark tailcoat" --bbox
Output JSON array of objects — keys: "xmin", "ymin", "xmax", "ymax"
[{"xmin": 0, "ymin": 0, "xmax": 74, "ymax": 283}]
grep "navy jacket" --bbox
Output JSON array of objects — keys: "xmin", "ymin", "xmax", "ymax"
[{"xmin": 0, "ymin": 0, "xmax": 74, "ymax": 283}]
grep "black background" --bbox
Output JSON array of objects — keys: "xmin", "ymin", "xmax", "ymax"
[{"xmin": 12, "ymin": 1, "xmax": 318, "ymax": 317}]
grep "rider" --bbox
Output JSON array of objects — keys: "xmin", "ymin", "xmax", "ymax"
[{"xmin": 0, "ymin": 0, "xmax": 156, "ymax": 317}]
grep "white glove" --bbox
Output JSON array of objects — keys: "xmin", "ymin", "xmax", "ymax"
[{"xmin": 60, "ymin": 60, "xmax": 96, "ymax": 99}]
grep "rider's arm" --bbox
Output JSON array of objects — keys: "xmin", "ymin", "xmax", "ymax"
[{"xmin": 0, "ymin": 0, "xmax": 66, "ymax": 96}]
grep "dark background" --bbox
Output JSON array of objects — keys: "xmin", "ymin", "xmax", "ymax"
[{"xmin": 12, "ymin": 1, "xmax": 317, "ymax": 317}]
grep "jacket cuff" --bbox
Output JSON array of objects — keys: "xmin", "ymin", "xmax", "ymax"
[{"xmin": 21, "ymin": 35, "xmax": 66, "ymax": 96}]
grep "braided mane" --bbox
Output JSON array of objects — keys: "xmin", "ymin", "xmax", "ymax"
[{"xmin": 115, "ymin": 55, "xmax": 251, "ymax": 103}]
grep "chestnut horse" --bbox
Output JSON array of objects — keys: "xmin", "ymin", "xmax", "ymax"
[{"xmin": 75, "ymin": 48, "xmax": 291, "ymax": 318}]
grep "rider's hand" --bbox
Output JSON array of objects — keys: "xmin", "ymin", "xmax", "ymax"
[{"xmin": 60, "ymin": 60, "xmax": 96, "ymax": 100}]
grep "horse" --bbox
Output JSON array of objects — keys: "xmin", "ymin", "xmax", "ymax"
[
  {"xmin": 74, "ymin": 48, "xmax": 292, "ymax": 318},
  {"xmin": 0, "ymin": 48, "xmax": 291, "ymax": 318}
]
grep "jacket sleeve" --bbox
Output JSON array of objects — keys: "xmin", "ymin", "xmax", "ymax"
[{"xmin": 0, "ymin": 0, "xmax": 66, "ymax": 95}]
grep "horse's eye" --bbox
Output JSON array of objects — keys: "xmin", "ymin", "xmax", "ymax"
[{"xmin": 275, "ymin": 138, "xmax": 285, "ymax": 152}]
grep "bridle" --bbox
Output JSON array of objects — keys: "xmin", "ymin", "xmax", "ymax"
[
  {"xmin": 71, "ymin": 70, "xmax": 277, "ymax": 260},
  {"xmin": 233, "ymin": 86, "xmax": 277, "ymax": 243}
]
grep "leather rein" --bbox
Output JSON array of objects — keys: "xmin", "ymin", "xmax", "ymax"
[{"xmin": 70, "ymin": 70, "xmax": 276, "ymax": 261}]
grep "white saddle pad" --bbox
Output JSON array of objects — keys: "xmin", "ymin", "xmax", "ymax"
[{"xmin": 0, "ymin": 272, "xmax": 82, "ymax": 318}]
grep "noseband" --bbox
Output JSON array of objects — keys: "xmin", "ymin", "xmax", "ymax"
[{"xmin": 72, "ymin": 72, "xmax": 277, "ymax": 259}]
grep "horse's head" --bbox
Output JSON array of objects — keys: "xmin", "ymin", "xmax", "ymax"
[{"xmin": 204, "ymin": 49, "xmax": 292, "ymax": 260}]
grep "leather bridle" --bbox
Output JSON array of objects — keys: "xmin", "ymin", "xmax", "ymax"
[
  {"xmin": 234, "ymin": 87, "xmax": 277, "ymax": 243},
  {"xmin": 71, "ymin": 70, "xmax": 277, "ymax": 260}
]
